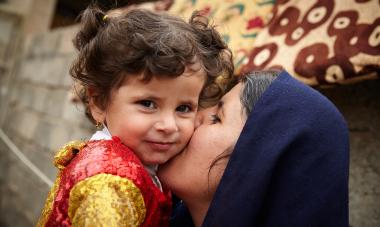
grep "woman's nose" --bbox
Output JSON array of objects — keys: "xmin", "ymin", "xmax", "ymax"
[{"xmin": 155, "ymin": 114, "xmax": 178, "ymax": 134}]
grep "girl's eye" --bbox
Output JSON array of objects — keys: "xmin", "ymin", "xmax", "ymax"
[
  {"xmin": 210, "ymin": 114, "xmax": 221, "ymax": 124},
  {"xmin": 176, "ymin": 104, "xmax": 193, "ymax": 113},
  {"xmin": 138, "ymin": 100, "xmax": 156, "ymax": 109}
]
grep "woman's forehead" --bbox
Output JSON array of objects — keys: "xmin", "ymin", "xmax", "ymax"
[{"xmin": 222, "ymin": 83, "xmax": 242, "ymax": 104}]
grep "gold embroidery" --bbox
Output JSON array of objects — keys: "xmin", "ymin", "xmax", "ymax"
[
  {"xmin": 68, "ymin": 173, "xmax": 146, "ymax": 226},
  {"xmin": 54, "ymin": 141, "xmax": 86, "ymax": 170},
  {"xmin": 36, "ymin": 175, "xmax": 61, "ymax": 227}
]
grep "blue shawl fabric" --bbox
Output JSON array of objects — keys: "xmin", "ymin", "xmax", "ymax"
[{"xmin": 171, "ymin": 71, "xmax": 350, "ymax": 227}]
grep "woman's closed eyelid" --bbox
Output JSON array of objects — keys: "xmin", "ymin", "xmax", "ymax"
[{"xmin": 210, "ymin": 114, "xmax": 221, "ymax": 124}]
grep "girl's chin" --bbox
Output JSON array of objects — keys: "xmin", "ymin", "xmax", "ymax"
[{"xmin": 142, "ymin": 157, "xmax": 167, "ymax": 166}]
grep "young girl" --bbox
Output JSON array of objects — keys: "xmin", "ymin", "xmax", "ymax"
[{"xmin": 37, "ymin": 5, "xmax": 233, "ymax": 227}]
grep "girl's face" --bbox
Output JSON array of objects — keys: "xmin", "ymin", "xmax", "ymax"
[
  {"xmin": 90, "ymin": 68, "xmax": 205, "ymax": 165},
  {"xmin": 158, "ymin": 83, "xmax": 247, "ymax": 203}
]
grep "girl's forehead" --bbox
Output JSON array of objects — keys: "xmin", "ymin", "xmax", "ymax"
[
  {"xmin": 184, "ymin": 60, "xmax": 203, "ymax": 74},
  {"xmin": 183, "ymin": 67, "xmax": 206, "ymax": 79}
]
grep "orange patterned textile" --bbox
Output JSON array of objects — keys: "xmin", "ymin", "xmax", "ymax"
[
  {"xmin": 169, "ymin": 0, "xmax": 275, "ymax": 75},
  {"xmin": 169, "ymin": 0, "xmax": 380, "ymax": 86},
  {"xmin": 37, "ymin": 137, "xmax": 171, "ymax": 227},
  {"xmin": 241, "ymin": 0, "xmax": 380, "ymax": 85}
]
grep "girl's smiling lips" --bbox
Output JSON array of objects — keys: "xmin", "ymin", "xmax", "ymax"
[{"xmin": 145, "ymin": 140, "xmax": 175, "ymax": 151}]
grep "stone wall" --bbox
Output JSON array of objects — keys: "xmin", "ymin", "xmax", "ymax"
[
  {"xmin": 0, "ymin": 25, "xmax": 93, "ymax": 226},
  {"xmin": 320, "ymin": 80, "xmax": 380, "ymax": 227},
  {"xmin": 0, "ymin": 0, "xmax": 56, "ymax": 35},
  {"xmin": 0, "ymin": 11, "xmax": 22, "ymax": 124}
]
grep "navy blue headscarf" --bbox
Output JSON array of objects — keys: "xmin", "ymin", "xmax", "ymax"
[{"xmin": 171, "ymin": 71, "xmax": 349, "ymax": 227}]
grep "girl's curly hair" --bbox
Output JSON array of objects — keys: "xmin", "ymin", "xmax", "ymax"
[{"xmin": 70, "ymin": 5, "xmax": 234, "ymax": 122}]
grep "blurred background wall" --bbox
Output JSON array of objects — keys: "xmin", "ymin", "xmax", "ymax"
[
  {"xmin": 0, "ymin": 1, "xmax": 93, "ymax": 226},
  {"xmin": 0, "ymin": 0, "xmax": 379, "ymax": 226}
]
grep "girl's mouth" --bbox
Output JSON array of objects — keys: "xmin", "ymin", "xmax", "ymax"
[{"xmin": 146, "ymin": 141, "xmax": 175, "ymax": 151}]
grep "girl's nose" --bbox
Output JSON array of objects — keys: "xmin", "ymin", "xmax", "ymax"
[{"xmin": 155, "ymin": 114, "xmax": 178, "ymax": 134}]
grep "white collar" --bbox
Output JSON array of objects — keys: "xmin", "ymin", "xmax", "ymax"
[
  {"xmin": 146, "ymin": 164, "xmax": 162, "ymax": 191},
  {"xmin": 90, "ymin": 126, "xmax": 112, "ymax": 141}
]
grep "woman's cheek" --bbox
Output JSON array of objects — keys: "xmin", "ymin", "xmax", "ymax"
[{"xmin": 208, "ymin": 159, "xmax": 228, "ymax": 193}]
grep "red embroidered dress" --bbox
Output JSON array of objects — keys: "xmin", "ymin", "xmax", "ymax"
[{"xmin": 37, "ymin": 137, "xmax": 171, "ymax": 227}]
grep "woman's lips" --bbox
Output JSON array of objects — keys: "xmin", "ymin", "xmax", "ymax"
[{"xmin": 146, "ymin": 141, "xmax": 174, "ymax": 151}]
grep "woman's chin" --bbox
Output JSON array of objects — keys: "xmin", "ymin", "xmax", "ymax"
[
  {"xmin": 158, "ymin": 156, "xmax": 176, "ymax": 178},
  {"xmin": 158, "ymin": 155, "xmax": 179, "ymax": 175},
  {"xmin": 158, "ymin": 151, "xmax": 185, "ymax": 183}
]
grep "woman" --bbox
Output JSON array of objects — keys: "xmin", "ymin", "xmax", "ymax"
[{"xmin": 158, "ymin": 70, "xmax": 349, "ymax": 226}]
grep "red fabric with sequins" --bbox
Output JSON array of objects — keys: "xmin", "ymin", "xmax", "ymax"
[{"xmin": 45, "ymin": 137, "xmax": 171, "ymax": 226}]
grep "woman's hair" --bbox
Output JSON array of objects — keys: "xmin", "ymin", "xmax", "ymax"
[
  {"xmin": 70, "ymin": 5, "xmax": 234, "ymax": 122},
  {"xmin": 207, "ymin": 70, "xmax": 280, "ymax": 190},
  {"xmin": 240, "ymin": 70, "xmax": 279, "ymax": 116}
]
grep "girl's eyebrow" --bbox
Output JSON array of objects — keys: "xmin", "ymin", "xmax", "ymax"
[
  {"xmin": 131, "ymin": 95, "xmax": 161, "ymax": 101},
  {"xmin": 181, "ymin": 100, "xmax": 198, "ymax": 106},
  {"xmin": 131, "ymin": 95, "xmax": 198, "ymax": 106}
]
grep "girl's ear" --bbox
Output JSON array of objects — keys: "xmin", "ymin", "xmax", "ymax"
[{"xmin": 87, "ymin": 87, "xmax": 106, "ymax": 123}]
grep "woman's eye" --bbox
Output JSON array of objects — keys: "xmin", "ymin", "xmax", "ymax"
[
  {"xmin": 138, "ymin": 100, "xmax": 156, "ymax": 109},
  {"xmin": 176, "ymin": 105, "xmax": 193, "ymax": 113},
  {"xmin": 210, "ymin": 114, "xmax": 221, "ymax": 124}
]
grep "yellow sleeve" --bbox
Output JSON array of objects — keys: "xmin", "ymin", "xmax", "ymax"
[
  {"xmin": 68, "ymin": 173, "xmax": 146, "ymax": 227},
  {"xmin": 36, "ymin": 175, "xmax": 61, "ymax": 227}
]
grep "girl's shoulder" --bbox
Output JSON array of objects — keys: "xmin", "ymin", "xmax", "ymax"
[
  {"xmin": 54, "ymin": 140, "xmax": 87, "ymax": 170},
  {"xmin": 55, "ymin": 137, "xmax": 149, "ymax": 185},
  {"xmin": 53, "ymin": 137, "xmax": 140, "ymax": 171}
]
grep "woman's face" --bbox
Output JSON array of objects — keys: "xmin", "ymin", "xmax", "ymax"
[{"xmin": 158, "ymin": 82, "xmax": 247, "ymax": 202}]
